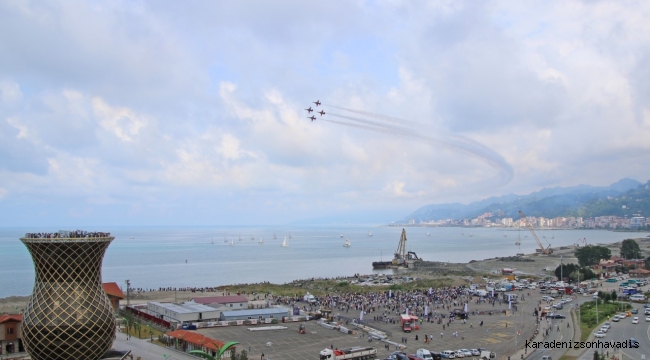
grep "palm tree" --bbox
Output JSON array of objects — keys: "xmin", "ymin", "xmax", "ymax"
[{"xmin": 189, "ymin": 341, "xmax": 239, "ymax": 360}]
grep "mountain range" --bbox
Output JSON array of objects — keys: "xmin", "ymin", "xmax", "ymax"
[{"xmin": 405, "ymin": 178, "xmax": 650, "ymax": 222}]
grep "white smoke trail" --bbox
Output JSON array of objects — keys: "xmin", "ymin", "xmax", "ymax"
[{"xmin": 322, "ymin": 105, "xmax": 514, "ymax": 187}]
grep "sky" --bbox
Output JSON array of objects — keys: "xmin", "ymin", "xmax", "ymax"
[{"xmin": 1, "ymin": 0, "xmax": 650, "ymax": 226}]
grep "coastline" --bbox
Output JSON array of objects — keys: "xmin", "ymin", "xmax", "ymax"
[{"xmin": 3, "ymin": 236, "xmax": 646, "ymax": 315}]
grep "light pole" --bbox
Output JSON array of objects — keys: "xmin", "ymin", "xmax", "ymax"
[{"xmin": 125, "ymin": 280, "xmax": 131, "ymax": 306}]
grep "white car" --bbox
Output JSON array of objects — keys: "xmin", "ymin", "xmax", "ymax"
[
  {"xmin": 599, "ymin": 326, "xmax": 608, "ymax": 333},
  {"xmin": 544, "ymin": 306, "xmax": 551, "ymax": 311},
  {"xmin": 632, "ymin": 317, "xmax": 639, "ymax": 324},
  {"xmin": 470, "ymin": 349, "xmax": 480, "ymax": 356},
  {"xmin": 454, "ymin": 350, "xmax": 465, "ymax": 358},
  {"xmin": 457, "ymin": 349, "xmax": 473, "ymax": 357},
  {"xmin": 594, "ymin": 330, "xmax": 606, "ymax": 338},
  {"xmin": 645, "ymin": 316, "xmax": 650, "ymax": 322}
]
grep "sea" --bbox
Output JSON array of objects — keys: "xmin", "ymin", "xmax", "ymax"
[{"xmin": 1, "ymin": 226, "xmax": 648, "ymax": 298}]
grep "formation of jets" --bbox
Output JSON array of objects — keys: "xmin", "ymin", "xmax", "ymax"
[{"xmin": 306, "ymin": 100, "xmax": 324, "ymax": 121}]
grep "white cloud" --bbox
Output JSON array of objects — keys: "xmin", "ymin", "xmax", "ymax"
[
  {"xmin": 92, "ymin": 97, "xmax": 146, "ymax": 142},
  {"xmin": 6, "ymin": 117, "xmax": 28, "ymax": 139},
  {"xmin": 0, "ymin": 81, "xmax": 22, "ymax": 104},
  {"xmin": 1, "ymin": 0, "xmax": 650, "ymax": 225}
]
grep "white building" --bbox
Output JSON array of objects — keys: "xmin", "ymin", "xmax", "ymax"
[
  {"xmin": 147, "ymin": 302, "xmax": 221, "ymax": 326},
  {"xmin": 188, "ymin": 295, "xmax": 249, "ymax": 310}
]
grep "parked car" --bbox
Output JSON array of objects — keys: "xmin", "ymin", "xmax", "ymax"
[
  {"xmin": 457, "ymin": 350, "xmax": 472, "ymax": 357},
  {"xmin": 470, "ymin": 350, "xmax": 480, "ymax": 356},
  {"xmin": 441, "ymin": 350, "xmax": 456, "ymax": 359},
  {"xmin": 612, "ymin": 316, "xmax": 620, "ymax": 322},
  {"xmin": 594, "ymin": 330, "xmax": 606, "ymax": 338},
  {"xmin": 387, "ymin": 352, "xmax": 410, "ymax": 360}
]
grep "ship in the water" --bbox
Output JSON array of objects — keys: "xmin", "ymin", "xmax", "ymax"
[{"xmin": 372, "ymin": 229, "xmax": 422, "ymax": 269}]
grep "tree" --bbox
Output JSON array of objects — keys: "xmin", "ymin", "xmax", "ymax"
[
  {"xmin": 574, "ymin": 246, "xmax": 611, "ymax": 267},
  {"xmin": 620, "ymin": 239, "xmax": 641, "ymax": 259},
  {"xmin": 611, "ymin": 290, "xmax": 617, "ymax": 301},
  {"xmin": 593, "ymin": 350, "xmax": 600, "ymax": 360},
  {"xmin": 555, "ymin": 263, "xmax": 580, "ymax": 280},
  {"xmin": 189, "ymin": 341, "xmax": 239, "ymax": 360}
]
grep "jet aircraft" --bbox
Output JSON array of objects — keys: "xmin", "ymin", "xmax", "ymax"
[
  {"xmin": 318, "ymin": 110, "xmax": 325, "ymax": 116},
  {"xmin": 308, "ymin": 115, "xmax": 316, "ymax": 121},
  {"xmin": 313, "ymin": 100, "xmax": 321, "ymax": 106},
  {"xmin": 305, "ymin": 107, "xmax": 313, "ymax": 113}
]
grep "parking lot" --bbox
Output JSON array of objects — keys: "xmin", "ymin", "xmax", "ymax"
[{"xmin": 198, "ymin": 293, "xmax": 543, "ymax": 360}]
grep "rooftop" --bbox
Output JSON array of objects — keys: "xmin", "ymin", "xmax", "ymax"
[
  {"xmin": 220, "ymin": 307, "xmax": 289, "ymax": 317},
  {"xmin": 165, "ymin": 330, "xmax": 228, "ymax": 350},
  {"xmin": 0, "ymin": 314, "xmax": 22, "ymax": 324},
  {"xmin": 149, "ymin": 301, "xmax": 216, "ymax": 314},
  {"xmin": 190, "ymin": 295, "xmax": 248, "ymax": 304},
  {"xmin": 103, "ymin": 282, "xmax": 125, "ymax": 299}
]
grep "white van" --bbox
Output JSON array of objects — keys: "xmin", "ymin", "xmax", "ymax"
[
  {"xmin": 442, "ymin": 350, "xmax": 456, "ymax": 359},
  {"xmin": 417, "ymin": 349, "xmax": 433, "ymax": 359},
  {"xmin": 630, "ymin": 294, "xmax": 646, "ymax": 302}
]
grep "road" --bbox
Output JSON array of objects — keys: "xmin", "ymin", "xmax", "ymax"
[
  {"xmin": 525, "ymin": 299, "xmax": 577, "ymax": 360},
  {"xmin": 576, "ymin": 304, "xmax": 649, "ymax": 360},
  {"xmin": 112, "ymin": 331, "xmax": 196, "ymax": 360}
]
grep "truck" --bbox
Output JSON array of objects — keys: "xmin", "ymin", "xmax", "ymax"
[
  {"xmin": 400, "ymin": 314, "xmax": 412, "ymax": 332},
  {"xmin": 480, "ymin": 351, "xmax": 496, "ymax": 360},
  {"xmin": 319, "ymin": 347, "xmax": 377, "ymax": 360},
  {"xmin": 304, "ymin": 292, "xmax": 317, "ymax": 303}
]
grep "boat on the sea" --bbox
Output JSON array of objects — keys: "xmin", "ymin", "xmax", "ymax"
[
  {"xmin": 340, "ymin": 234, "xmax": 344, "ymax": 238},
  {"xmin": 238, "ymin": 234, "xmax": 242, "ymax": 241},
  {"xmin": 288, "ymin": 233, "xmax": 292, "ymax": 239},
  {"xmin": 251, "ymin": 235, "xmax": 255, "ymax": 241},
  {"xmin": 427, "ymin": 232, "xmax": 430, "ymax": 236},
  {"xmin": 367, "ymin": 231, "xmax": 372, "ymax": 237},
  {"xmin": 259, "ymin": 237, "xmax": 264, "ymax": 244},
  {"xmin": 230, "ymin": 239, "xmax": 235, "ymax": 247},
  {"xmin": 515, "ymin": 235, "xmax": 521, "ymax": 246},
  {"xmin": 273, "ymin": 233, "xmax": 277, "ymax": 239},
  {"xmin": 343, "ymin": 237, "xmax": 351, "ymax": 247},
  {"xmin": 211, "ymin": 238, "xmax": 214, "ymax": 245},
  {"xmin": 281, "ymin": 236, "xmax": 289, "ymax": 247}
]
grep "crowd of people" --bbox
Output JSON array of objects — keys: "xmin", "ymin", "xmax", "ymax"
[{"xmin": 24, "ymin": 230, "xmax": 111, "ymax": 239}]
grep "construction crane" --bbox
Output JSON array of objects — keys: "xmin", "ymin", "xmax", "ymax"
[
  {"xmin": 518, "ymin": 210, "xmax": 553, "ymax": 254},
  {"xmin": 392, "ymin": 229, "xmax": 422, "ymax": 266}
]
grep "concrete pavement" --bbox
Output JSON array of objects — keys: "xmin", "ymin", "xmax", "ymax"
[{"xmin": 112, "ymin": 331, "xmax": 197, "ymax": 360}]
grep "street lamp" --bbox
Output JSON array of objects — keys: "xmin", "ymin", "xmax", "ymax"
[{"xmin": 125, "ymin": 280, "xmax": 131, "ymax": 307}]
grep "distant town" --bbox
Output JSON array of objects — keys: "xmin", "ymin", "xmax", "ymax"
[{"xmin": 400, "ymin": 214, "xmax": 650, "ymax": 230}]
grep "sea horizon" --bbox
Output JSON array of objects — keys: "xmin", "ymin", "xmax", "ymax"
[{"xmin": 1, "ymin": 225, "xmax": 647, "ymax": 299}]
